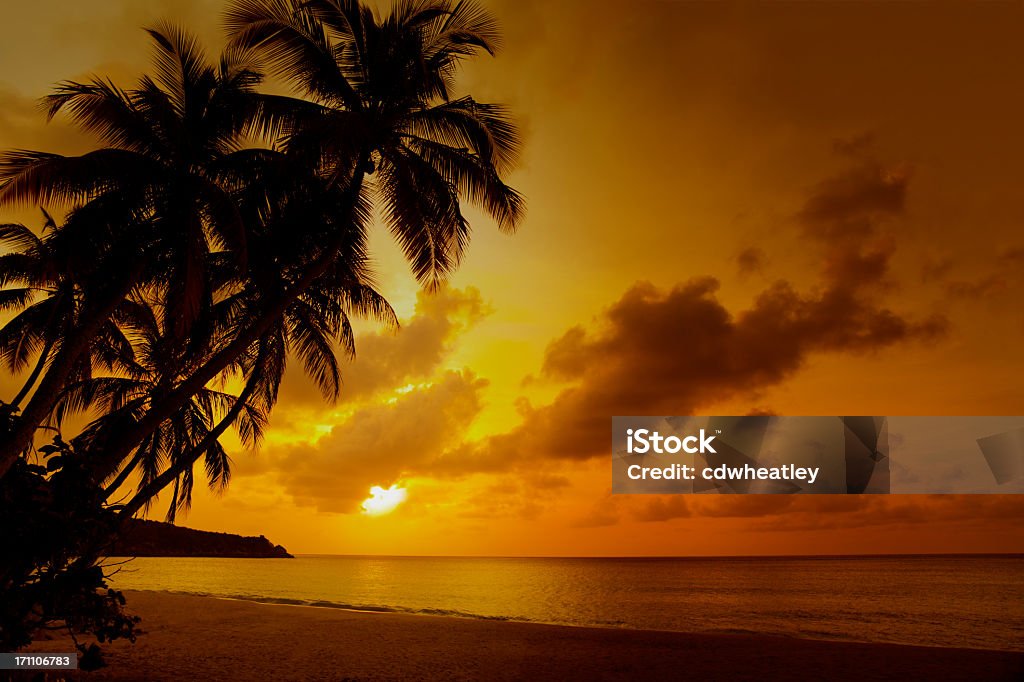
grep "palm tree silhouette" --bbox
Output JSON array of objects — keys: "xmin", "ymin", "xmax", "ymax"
[
  {"xmin": 106, "ymin": 241, "xmax": 396, "ymax": 518},
  {"xmin": 81, "ymin": 0, "xmax": 523, "ymax": 491},
  {"xmin": 0, "ymin": 212, "xmax": 143, "ymax": 414},
  {"xmin": 0, "ymin": 24, "xmax": 274, "ymax": 473},
  {"xmin": 0, "ymin": 215, "xmax": 75, "ymax": 410},
  {"xmin": 0, "ymin": 0, "xmax": 521, "ymax": 517},
  {"xmin": 226, "ymin": 0, "xmax": 524, "ymax": 282},
  {"xmin": 51, "ymin": 296, "xmax": 246, "ymax": 519},
  {"xmin": 0, "ymin": 0, "xmax": 522, "ymax": 655}
]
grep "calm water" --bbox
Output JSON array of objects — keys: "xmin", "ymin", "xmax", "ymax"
[{"xmin": 107, "ymin": 555, "xmax": 1024, "ymax": 651}]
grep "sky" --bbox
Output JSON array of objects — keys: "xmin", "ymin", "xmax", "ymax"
[{"xmin": 2, "ymin": 0, "xmax": 1024, "ymax": 555}]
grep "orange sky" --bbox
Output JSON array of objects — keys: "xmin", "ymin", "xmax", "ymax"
[{"xmin": 2, "ymin": 0, "xmax": 1024, "ymax": 555}]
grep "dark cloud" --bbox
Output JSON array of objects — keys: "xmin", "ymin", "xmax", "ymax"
[
  {"xmin": 832, "ymin": 133, "xmax": 875, "ymax": 157},
  {"xmin": 1001, "ymin": 247, "xmax": 1024, "ymax": 265},
  {"xmin": 457, "ymin": 477, "xmax": 559, "ymax": 521},
  {"xmin": 749, "ymin": 495, "xmax": 1024, "ymax": 532},
  {"xmin": 635, "ymin": 496, "xmax": 798, "ymax": 523},
  {"xmin": 946, "ymin": 275, "xmax": 1008, "ymax": 300},
  {"xmin": 918, "ymin": 244, "xmax": 1022, "ymax": 300},
  {"xmin": 797, "ymin": 160, "xmax": 909, "ymax": 240},
  {"xmin": 735, "ymin": 247, "xmax": 767, "ymax": 277},
  {"xmin": 572, "ymin": 489, "xmax": 623, "ymax": 528},
  {"xmin": 456, "ymin": 155, "xmax": 946, "ymax": 473},
  {"xmin": 632, "ymin": 497, "xmax": 691, "ymax": 524},
  {"xmin": 920, "ymin": 256, "xmax": 954, "ymax": 284}
]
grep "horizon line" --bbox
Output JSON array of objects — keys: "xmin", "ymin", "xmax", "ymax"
[{"xmin": 283, "ymin": 551, "xmax": 1024, "ymax": 560}]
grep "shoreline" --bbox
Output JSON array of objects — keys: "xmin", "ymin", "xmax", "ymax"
[
  {"xmin": 23, "ymin": 590, "xmax": 1024, "ymax": 681},
  {"xmin": 141, "ymin": 588, "xmax": 1024, "ymax": 654}
]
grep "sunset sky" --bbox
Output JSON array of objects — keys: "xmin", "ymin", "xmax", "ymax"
[{"xmin": 2, "ymin": 0, "xmax": 1024, "ymax": 555}]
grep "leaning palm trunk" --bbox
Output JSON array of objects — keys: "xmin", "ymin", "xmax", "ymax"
[
  {"xmin": 115, "ymin": 372, "xmax": 260, "ymax": 521},
  {"xmin": 65, "ymin": 391, "xmax": 247, "ymax": 586},
  {"xmin": 0, "ymin": 274, "xmax": 138, "ymax": 478},
  {"xmin": 10, "ymin": 335, "xmax": 54, "ymax": 409}
]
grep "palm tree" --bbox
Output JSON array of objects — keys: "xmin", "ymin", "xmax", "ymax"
[
  {"xmin": 114, "ymin": 334, "xmax": 278, "ymax": 522},
  {"xmin": 0, "ymin": 213, "xmax": 139, "ymax": 416},
  {"xmin": 114, "ymin": 257, "xmax": 396, "ymax": 521},
  {"xmin": 0, "ymin": 2, "xmax": 523, "ymax": 656},
  {"xmin": 0, "ymin": 24, "xmax": 277, "ymax": 474},
  {"xmin": 83, "ymin": 163, "xmax": 398, "ymax": 486},
  {"xmin": 0, "ymin": 215, "xmax": 73, "ymax": 410},
  {"xmin": 81, "ymin": 0, "xmax": 524, "ymax": 488},
  {"xmin": 226, "ymin": 0, "xmax": 524, "ymax": 282},
  {"xmin": 49, "ymin": 296, "xmax": 251, "ymax": 518},
  {"xmin": 73, "ymin": 183, "xmax": 397, "ymax": 509}
]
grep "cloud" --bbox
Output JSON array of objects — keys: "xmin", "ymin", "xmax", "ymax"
[
  {"xmin": 276, "ymin": 287, "xmax": 488, "ymax": 408},
  {"xmin": 339, "ymin": 287, "xmax": 489, "ymax": 401},
  {"xmin": 452, "ymin": 155, "xmax": 946, "ymax": 476},
  {"xmin": 796, "ymin": 159, "xmax": 909, "ymax": 240},
  {"xmin": 273, "ymin": 369, "xmax": 489, "ymax": 513},
  {"xmin": 245, "ymin": 154, "xmax": 952, "ymax": 524},
  {"xmin": 735, "ymin": 247, "xmax": 767, "ymax": 277},
  {"xmin": 572, "ymin": 489, "xmax": 623, "ymax": 528},
  {"xmin": 917, "ymin": 244, "xmax": 1023, "ymax": 301},
  {"xmin": 241, "ymin": 288, "xmax": 493, "ymax": 513},
  {"xmin": 635, "ymin": 496, "xmax": 798, "ymax": 523},
  {"xmin": 1002, "ymin": 247, "xmax": 1024, "ymax": 265},
  {"xmin": 946, "ymin": 275, "xmax": 1008, "ymax": 300},
  {"xmin": 936, "ymin": 245, "xmax": 1024, "ymax": 301}
]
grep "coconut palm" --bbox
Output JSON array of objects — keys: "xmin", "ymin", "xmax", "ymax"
[
  {"xmin": 0, "ymin": 216, "xmax": 74, "ymax": 409},
  {"xmin": 49, "ymin": 296, "xmax": 255, "ymax": 519},
  {"xmin": 78, "ymin": 0, "xmax": 524, "ymax": 485},
  {"xmin": 83, "ymin": 159, "xmax": 398, "ymax": 486},
  {"xmin": 0, "ymin": 213, "xmax": 139, "ymax": 416},
  {"xmin": 0, "ymin": 2, "xmax": 523, "ymax": 658},
  {"xmin": 79, "ymin": 183, "xmax": 397, "ymax": 506},
  {"xmin": 113, "ymin": 269, "xmax": 394, "ymax": 521},
  {"xmin": 226, "ymin": 0, "xmax": 524, "ymax": 282},
  {"xmin": 0, "ymin": 24, "xmax": 275, "ymax": 475}
]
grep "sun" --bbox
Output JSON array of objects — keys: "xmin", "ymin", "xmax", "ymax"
[{"xmin": 361, "ymin": 484, "xmax": 407, "ymax": 516}]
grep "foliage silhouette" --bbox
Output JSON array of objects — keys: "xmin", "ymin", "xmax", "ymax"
[
  {"xmin": 0, "ymin": 0, "xmax": 521, "ymax": 658},
  {"xmin": 0, "ymin": 436, "xmax": 138, "ymax": 668}
]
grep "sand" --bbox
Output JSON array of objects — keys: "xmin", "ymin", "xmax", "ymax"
[{"xmin": 20, "ymin": 590, "xmax": 1024, "ymax": 681}]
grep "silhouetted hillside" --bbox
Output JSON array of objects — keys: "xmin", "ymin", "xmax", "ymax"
[{"xmin": 110, "ymin": 519, "xmax": 293, "ymax": 558}]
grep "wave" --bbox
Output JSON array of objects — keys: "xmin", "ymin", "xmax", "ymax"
[{"xmin": 155, "ymin": 589, "xmax": 531, "ymax": 623}]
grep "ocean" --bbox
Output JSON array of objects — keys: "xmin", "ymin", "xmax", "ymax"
[{"xmin": 107, "ymin": 554, "xmax": 1024, "ymax": 651}]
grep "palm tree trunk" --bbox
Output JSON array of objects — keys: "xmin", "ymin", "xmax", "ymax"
[
  {"xmin": 0, "ymin": 274, "xmax": 138, "ymax": 479},
  {"xmin": 10, "ymin": 290, "xmax": 65, "ymax": 410},
  {"xmin": 102, "ymin": 451, "xmax": 143, "ymax": 500},
  {"xmin": 115, "ymin": 372, "xmax": 260, "ymax": 520},
  {"xmin": 69, "ymin": 374, "xmax": 258, "ymax": 571},
  {"xmin": 9, "ymin": 336, "xmax": 54, "ymax": 409}
]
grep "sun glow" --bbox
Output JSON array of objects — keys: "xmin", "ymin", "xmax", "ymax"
[{"xmin": 361, "ymin": 484, "xmax": 407, "ymax": 516}]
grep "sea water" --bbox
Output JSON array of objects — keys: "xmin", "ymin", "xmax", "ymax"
[{"xmin": 106, "ymin": 554, "xmax": 1024, "ymax": 651}]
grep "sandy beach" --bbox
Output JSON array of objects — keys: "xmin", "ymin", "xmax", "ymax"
[{"xmin": 19, "ymin": 590, "xmax": 1024, "ymax": 681}]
